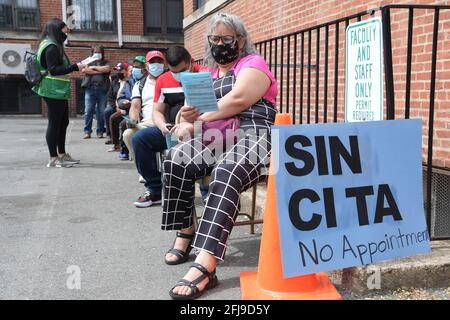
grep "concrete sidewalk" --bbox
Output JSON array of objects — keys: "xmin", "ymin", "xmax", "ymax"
[{"xmin": 0, "ymin": 116, "xmax": 448, "ymax": 300}]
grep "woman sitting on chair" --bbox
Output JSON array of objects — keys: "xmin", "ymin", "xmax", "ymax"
[{"xmin": 162, "ymin": 12, "xmax": 278, "ymax": 300}]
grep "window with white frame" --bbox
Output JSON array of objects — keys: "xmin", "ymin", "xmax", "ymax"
[{"xmin": 69, "ymin": 0, "xmax": 115, "ymax": 32}]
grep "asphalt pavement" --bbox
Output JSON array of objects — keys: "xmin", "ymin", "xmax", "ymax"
[{"xmin": 0, "ymin": 116, "xmax": 261, "ymax": 300}]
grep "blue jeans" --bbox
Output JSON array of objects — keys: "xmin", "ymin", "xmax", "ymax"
[
  {"xmin": 104, "ymin": 104, "xmax": 116, "ymax": 137},
  {"xmin": 132, "ymin": 126, "xmax": 166, "ymax": 194},
  {"xmin": 84, "ymin": 86, "xmax": 107, "ymax": 135}
]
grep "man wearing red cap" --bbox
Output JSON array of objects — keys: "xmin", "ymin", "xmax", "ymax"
[
  {"xmin": 123, "ymin": 51, "xmax": 166, "ymax": 193},
  {"xmin": 130, "ymin": 46, "xmax": 202, "ymax": 208}
]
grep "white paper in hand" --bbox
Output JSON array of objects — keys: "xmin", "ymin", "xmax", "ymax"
[
  {"xmin": 180, "ymin": 72, "xmax": 218, "ymax": 113},
  {"xmin": 80, "ymin": 53, "xmax": 101, "ymax": 65}
]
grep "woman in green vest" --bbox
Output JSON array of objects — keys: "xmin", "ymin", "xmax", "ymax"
[{"xmin": 33, "ymin": 18, "xmax": 86, "ymax": 167}]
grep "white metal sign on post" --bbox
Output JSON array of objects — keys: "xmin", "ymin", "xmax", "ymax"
[{"xmin": 345, "ymin": 17, "xmax": 383, "ymax": 122}]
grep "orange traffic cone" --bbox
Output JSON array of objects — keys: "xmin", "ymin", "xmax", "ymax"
[{"xmin": 240, "ymin": 113, "xmax": 342, "ymax": 300}]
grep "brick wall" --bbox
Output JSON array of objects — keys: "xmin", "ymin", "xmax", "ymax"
[
  {"xmin": 183, "ymin": 0, "xmax": 450, "ymax": 169},
  {"xmin": 122, "ymin": 0, "xmax": 145, "ymax": 35},
  {"xmin": 184, "ymin": 0, "xmax": 195, "ymax": 17}
]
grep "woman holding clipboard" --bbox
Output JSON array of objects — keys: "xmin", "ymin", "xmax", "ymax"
[{"xmin": 32, "ymin": 18, "xmax": 86, "ymax": 168}]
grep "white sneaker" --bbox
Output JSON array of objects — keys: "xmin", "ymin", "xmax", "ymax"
[
  {"xmin": 139, "ymin": 175, "xmax": 146, "ymax": 183},
  {"xmin": 46, "ymin": 158, "xmax": 73, "ymax": 168},
  {"xmin": 60, "ymin": 153, "xmax": 80, "ymax": 164}
]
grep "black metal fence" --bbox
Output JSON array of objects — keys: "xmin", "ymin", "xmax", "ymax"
[{"xmin": 252, "ymin": 4, "xmax": 450, "ymax": 240}]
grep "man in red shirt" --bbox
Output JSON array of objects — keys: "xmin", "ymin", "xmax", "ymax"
[{"xmin": 131, "ymin": 46, "xmax": 201, "ymax": 208}]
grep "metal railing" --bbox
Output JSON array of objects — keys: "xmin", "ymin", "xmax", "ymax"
[{"xmin": 252, "ymin": 4, "xmax": 449, "ymax": 240}]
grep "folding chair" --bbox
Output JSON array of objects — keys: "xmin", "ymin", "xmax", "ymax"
[{"xmin": 191, "ymin": 174, "xmax": 266, "ymax": 235}]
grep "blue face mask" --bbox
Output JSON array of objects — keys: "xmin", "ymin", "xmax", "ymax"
[
  {"xmin": 171, "ymin": 63, "xmax": 191, "ymax": 82},
  {"xmin": 132, "ymin": 67, "xmax": 144, "ymax": 80},
  {"xmin": 171, "ymin": 71, "xmax": 184, "ymax": 82},
  {"xmin": 148, "ymin": 63, "xmax": 164, "ymax": 77}
]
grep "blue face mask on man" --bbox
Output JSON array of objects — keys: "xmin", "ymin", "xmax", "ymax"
[
  {"xmin": 148, "ymin": 63, "xmax": 164, "ymax": 78},
  {"xmin": 171, "ymin": 63, "xmax": 191, "ymax": 82},
  {"xmin": 171, "ymin": 71, "xmax": 184, "ymax": 82},
  {"xmin": 132, "ymin": 67, "xmax": 144, "ymax": 81}
]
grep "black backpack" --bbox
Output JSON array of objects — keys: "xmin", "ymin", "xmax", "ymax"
[{"xmin": 23, "ymin": 51, "xmax": 46, "ymax": 86}]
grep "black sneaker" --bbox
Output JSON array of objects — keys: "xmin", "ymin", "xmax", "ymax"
[{"xmin": 133, "ymin": 190, "xmax": 162, "ymax": 208}]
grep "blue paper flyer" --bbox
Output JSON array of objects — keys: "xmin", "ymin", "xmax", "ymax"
[{"xmin": 180, "ymin": 72, "xmax": 218, "ymax": 113}]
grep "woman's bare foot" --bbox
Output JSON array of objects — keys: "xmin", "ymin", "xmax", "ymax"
[
  {"xmin": 171, "ymin": 251, "xmax": 216, "ymax": 296},
  {"xmin": 165, "ymin": 225, "xmax": 195, "ymax": 263}
]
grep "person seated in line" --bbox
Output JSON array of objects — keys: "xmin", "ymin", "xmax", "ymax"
[
  {"xmin": 104, "ymin": 70, "xmax": 123, "ymax": 145},
  {"xmin": 162, "ymin": 13, "xmax": 278, "ymax": 300},
  {"xmin": 123, "ymin": 50, "xmax": 166, "ymax": 167},
  {"xmin": 116, "ymin": 63, "xmax": 137, "ymax": 161},
  {"xmin": 131, "ymin": 46, "xmax": 202, "ymax": 208},
  {"xmin": 108, "ymin": 59, "xmax": 138, "ymax": 158}
]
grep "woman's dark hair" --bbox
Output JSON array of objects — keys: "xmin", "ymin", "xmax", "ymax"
[
  {"xmin": 39, "ymin": 18, "xmax": 67, "ymax": 56},
  {"xmin": 91, "ymin": 45, "xmax": 105, "ymax": 60},
  {"xmin": 40, "ymin": 18, "xmax": 67, "ymax": 46},
  {"xmin": 165, "ymin": 46, "xmax": 191, "ymax": 67}
]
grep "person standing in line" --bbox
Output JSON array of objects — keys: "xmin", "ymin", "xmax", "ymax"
[
  {"xmin": 32, "ymin": 18, "xmax": 85, "ymax": 168},
  {"xmin": 81, "ymin": 45, "xmax": 112, "ymax": 139}
]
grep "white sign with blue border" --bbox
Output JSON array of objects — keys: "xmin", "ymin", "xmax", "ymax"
[{"xmin": 273, "ymin": 119, "xmax": 431, "ymax": 278}]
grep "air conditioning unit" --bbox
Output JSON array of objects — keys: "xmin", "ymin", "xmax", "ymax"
[{"xmin": 0, "ymin": 43, "xmax": 31, "ymax": 75}]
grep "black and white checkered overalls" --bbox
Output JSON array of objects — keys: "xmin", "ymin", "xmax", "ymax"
[{"xmin": 162, "ymin": 69, "xmax": 277, "ymax": 261}]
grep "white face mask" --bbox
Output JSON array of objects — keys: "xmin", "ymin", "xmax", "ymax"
[{"xmin": 92, "ymin": 53, "xmax": 102, "ymax": 60}]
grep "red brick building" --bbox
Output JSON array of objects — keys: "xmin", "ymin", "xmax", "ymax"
[
  {"xmin": 183, "ymin": 0, "xmax": 450, "ymax": 170},
  {"xmin": 0, "ymin": 0, "xmax": 184, "ymax": 117}
]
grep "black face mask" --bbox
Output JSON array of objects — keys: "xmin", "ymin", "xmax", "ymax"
[
  {"xmin": 60, "ymin": 31, "xmax": 67, "ymax": 43},
  {"xmin": 210, "ymin": 41, "xmax": 239, "ymax": 65},
  {"xmin": 117, "ymin": 73, "xmax": 125, "ymax": 80}
]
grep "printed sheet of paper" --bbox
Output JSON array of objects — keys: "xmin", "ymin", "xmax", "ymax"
[
  {"xmin": 180, "ymin": 72, "xmax": 218, "ymax": 113},
  {"xmin": 80, "ymin": 53, "xmax": 101, "ymax": 65}
]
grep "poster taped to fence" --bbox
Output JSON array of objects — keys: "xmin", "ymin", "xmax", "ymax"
[
  {"xmin": 272, "ymin": 119, "xmax": 430, "ymax": 278},
  {"xmin": 345, "ymin": 17, "xmax": 383, "ymax": 122}
]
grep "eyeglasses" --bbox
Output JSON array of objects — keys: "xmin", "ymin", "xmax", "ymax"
[{"xmin": 207, "ymin": 35, "xmax": 239, "ymax": 45}]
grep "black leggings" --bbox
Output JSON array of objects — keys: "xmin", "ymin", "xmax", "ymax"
[{"xmin": 44, "ymin": 97, "xmax": 69, "ymax": 157}]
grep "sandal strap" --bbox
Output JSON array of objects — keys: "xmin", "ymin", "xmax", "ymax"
[
  {"xmin": 191, "ymin": 272, "xmax": 208, "ymax": 287},
  {"xmin": 176, "ymin": 232, "xmax": 194, "ymax": 240},
  {"xmin": 174, "ymin": 279, "xmax": 199, "ymax": 295},
  {"xmin": 166, "ymin": 248, "xmax": 185, "ymax": 258},
  {"xmin": 190, "ymin": 262, "xmax": 214, "ymax": 279}
]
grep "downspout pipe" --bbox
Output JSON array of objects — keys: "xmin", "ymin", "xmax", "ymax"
[
  {"xmin": 62, "ymin": 0, "xmax": 68, "ymax": 45},
  {"xmin": 117, "ymin": 0, "xmax": 123, "ymax": 47}
]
